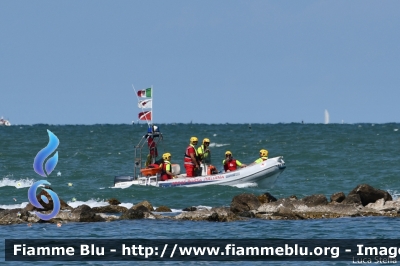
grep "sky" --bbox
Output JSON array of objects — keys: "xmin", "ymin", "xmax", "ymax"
[{"xmin": 1, "ymin": 1, "xmax": 399, "ymax": 125}]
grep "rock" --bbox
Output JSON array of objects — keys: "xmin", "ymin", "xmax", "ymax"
[
  {"xmin": 131, "ymin": 201, "xmax": 154, "ymax": 212},
  {"xmin": 92, "ymin": 205, "xmax": 128, "ymax": 213},
  {"xmin": 71, "ymin": 205, "xmax": 105, "ymax": 222},
  {"xmin": 366, "ymin": 199, "xmax": 400, "ymax": 212},
  {"xmin": 134, "ymin": 205, "xmax": 151, "ymax": 212},
  {"xmin": 348, "ymin": 184, "xmax": 392, "ymax": 206},
  {"xmin": 330, "ymin": 192, "xmax": 346, "ymax": 203},
  {"xmin": 301, "ymin": 194, "xmax": 328, "ymax": 207},
  {"xmin": 120, "ymin": 209, "xmax": 145, "ymax": 220},
  {"xmin": 107, "ymin": 198, "xmax": 121, "ymax": 205},
  {"xmin": 341, "ymin": 194, "xmax": 362, "ymax": 205},
  {"xmin": 0, "ymin": 209, "xmax": 31, "ymax": 225},
  {"xmin": 289, "ymin": 195, "xmax": 298, "ymax": 200},
  {"xmin": 230, "ymin": 193, "xmax": 261, "ymax": 213},
  {"xmin": 175, "ymin": 207, "xmax": 240, "ymax": 222},
  {"xmin": 155, "ymin": 206, "xmax": 172, "ymax": 212},
  {"xmin": 182, "ymin": 207, "xmax": 197, "ymax": 211},
  {"xmin": 258, "ymin": 192, "xmax": 277, "ymax": 204}
]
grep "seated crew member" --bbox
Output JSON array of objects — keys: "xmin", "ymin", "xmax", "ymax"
[
  {"xmin": 184, "ymin": 137, "xmax": 200, "ymax": 177},
  {"xmin": 222, "ymin": 151, "xmax": 246, "ymax": 172},
  {"xmin": 160, "ymin": 153, "xmax": 176, "ymax": 181},
  {"xmin": 197, "ymin": 138, "xmax": 211, "ymax": 164},
  {"xmin": 254, "ymin": 149, "xmax": 269, "ymax": 164}
]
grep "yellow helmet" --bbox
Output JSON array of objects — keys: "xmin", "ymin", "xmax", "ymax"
[
  {"xmin": 203, "ymin": 138, "xmax": 210, "ymax": 144},
  {"xmin": 190, "ymin": 136, "xmax": 198, "ymax": 144},
  {"xmin": 162, "ymin": 153, "xmax": 171, "ymax": 160},
  {"xmin": 225, "ymin": 151, "xmax": 232, "ymax": 156},
  {"xmin": 260, "ymin": 149, "xmax": 268, "ymax": 157}
]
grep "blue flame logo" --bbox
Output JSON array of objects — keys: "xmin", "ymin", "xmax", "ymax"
[
  {"xmin": 29, "ymin": 130, "xmax": 61, "ymax": 220},
  {"xmin": 33, "ymin": 130, "xmax": 59, "ymax": 177},
  {"xmin": 28, "ymin": 180, "xmax": 61, "ymax": 220}
]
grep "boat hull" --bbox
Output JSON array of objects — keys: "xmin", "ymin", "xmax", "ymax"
[{"xmin": 114, "ymin": 156, "xmax": 286, "ymax": 188}]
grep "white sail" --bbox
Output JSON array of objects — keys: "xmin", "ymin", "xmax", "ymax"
[{"xmin": 324, "ymin": 109, "xmax": 330, "ymax": 124}]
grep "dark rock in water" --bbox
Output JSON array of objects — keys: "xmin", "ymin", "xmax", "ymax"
[
  {"xmin": 348, "ymin": 184, "xmax": 392, "ymax": 206},
  {"xmin": 131, "ymin": 201, "xmax": 154, "ymax": 212},
  {"xmin": 72, "ymin": 205, "xmax": 105, "ymax": 222},
  {"xmin": 183, "ymin": 207, "xmax": 197, "ymax": 212},
  {"xmin": 92, "ymin": 205, "xmax": 128, "ymax": 213},
  {"xmin": 120, "ymin": 209, "xmax": 145, "ymax": 220},
  {"xmin": 2, "ymin": 183, "xmax": 400, "ymax": 225},
  {"xmin": 230, "ymin": 193, "xmax": 261, "ymax": 213},
  {"xmin": 301, "ymin": 194, "xmax": 328, "ymax": 207},
  {"xmin": 155, "ymin": 206, "xmax": 172, "ymax": 212},
  {"xmin": 175, "ymin": 207, "xmax": 240, "ymax": 222},
  {"xmin": 258, "ymin": 192, "xmax": 277, "ymax": 204},
  {"xmin": 238, "ymin": 211, "xmax": 255, "ymax": 218},
  {"xmin": 24, "ymin": 190, "xmax": 71, "ymax": 212},
  {"xmin": 0, "ymin": 209, "xmax": 31, "ymax": 225},
  {"xmin": 274, "ymin": 197, "xmax": 297, "ymax": 208},
  {"xmin": 107, "ymin": 198, "xmax": 121, "ymax": 205},
  {"xmin": 134, "ymin": 205, "xmax": 151, "ymax": 212},
  {"xmin": 340, "ymin": 194, "xmax": 362, "ymax": 206},
  {"xmin": 330, "ymin": 192, "xmax": 346, "ymax": 203}
]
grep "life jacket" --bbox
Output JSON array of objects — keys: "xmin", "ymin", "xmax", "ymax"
[
  {"xmin": 207, "ymin": 165, "xmax": 218, "ymax": 175},
  {"xmin": 223, "ymin": 159, "xmax": 238, "ymax": 172},
  {"xmin": 255, "ymin": 157, "xmax": 268, "ymax": 164},
  {"xmin": 160, "ymin": 161, "xmax": 171, "ymax": 181},
  {"xmin": 198, "ymin": 145, "xmax": 210, "ymax": 163},
  {"xmin": 184, "ymin": 144, "xmax": 198, "ymax": 165}
]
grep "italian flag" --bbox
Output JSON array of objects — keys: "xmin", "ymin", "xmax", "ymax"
[{"xmin": 137, "ymin": 88, "xmax": 152, "ymax": 98}]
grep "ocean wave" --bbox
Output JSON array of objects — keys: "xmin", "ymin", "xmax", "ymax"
[
  {"xmin": 0, "ymin": 202, "xmax": 29, "ymax": 209},
  {"xmin": 0, "ymin": 176, "xmax": 34, "ymax": 189},
  {"xmin": 231, "ymin": 182, "xmax": 258, "ymax": 188},
  {"xmin": 209, "ymin": 143, "xmax": 229, "ymax": 148}
]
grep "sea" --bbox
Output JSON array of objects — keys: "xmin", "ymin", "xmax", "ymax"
[{"xmin": 1, "ymin": 123, "xmax": 400, "ymax": 265}]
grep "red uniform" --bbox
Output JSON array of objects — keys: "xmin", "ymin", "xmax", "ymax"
[
  {"xmin": 147, "ymin": 136, "xmax": 158, "ymax": 157},
  {"xmin": 160, "ymin": 161, "xmax": 172, "ymax": 181},
  {"xmin": 184, "ymin": 144, "xmax": 198, "ymax": 177},
  {"xmin": 223, "ymin": 159, "xmax": 239, "ymax": 172}
]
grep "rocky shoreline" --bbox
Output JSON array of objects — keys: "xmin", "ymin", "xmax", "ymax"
[{"xmin": 1, "ymin": 184, "xmax": 400, "ymax": 225}]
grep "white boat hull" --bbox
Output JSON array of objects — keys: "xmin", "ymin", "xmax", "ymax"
[{"xmin": 114, "ymin": 156, "xmax": 286, "ymax": 188}]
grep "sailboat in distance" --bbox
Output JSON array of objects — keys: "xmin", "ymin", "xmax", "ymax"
[{"xmin": 324, "ymin": 109, "xmax": 330, "ymax": 124}]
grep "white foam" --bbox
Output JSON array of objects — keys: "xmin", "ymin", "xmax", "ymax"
[
  {"xmin": 209, "ymin": 143, "xmax": 229, "ymax": 148},
  {"xmin": 231, "ymin": 182, "xmax": 258, "ymax": 188},
  {"xmin": 387, "ymin": 190, "xmax": 399, "ymax": 201},
  {"xmin": 0, "ymin": 176, "xmax": 34, "ymax": 188},
  {"xmin": 66, "ymin": 199, "xmax": 110, "ymax": 209},
  {"xmin": 0, "ymin": 202, "xmax": 29, "ymax": 209}
]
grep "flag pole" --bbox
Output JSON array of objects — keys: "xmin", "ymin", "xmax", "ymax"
[{"xmin": 151, "ymin": 85, "xmax": 153, "ymax": 126}]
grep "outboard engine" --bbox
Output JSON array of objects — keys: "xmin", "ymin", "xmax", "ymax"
[{"xmin": 114, "ymin": 175, "xmax": 134, "ymax": 186}]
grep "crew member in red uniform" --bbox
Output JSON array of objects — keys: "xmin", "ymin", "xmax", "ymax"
[
  {"xmin": 160, "ymin": 153, "xmax": 176, "ymax": 181},
  {"xmin": 184, "ymin": 137, "xmax": 200, "ymax": 177},
  {"xmin": 222, "ymin": 151, "xmax": 247, "ymax": 172}
]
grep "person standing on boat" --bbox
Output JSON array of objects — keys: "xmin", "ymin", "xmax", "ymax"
[
  {"xmin": 197, "ymin": 138, "xmax": 211, "ymax": 164},
  {"xmin": 254, "ymin": 149, "xmax": 268, "ymax": 163},
  {"xmin": 160, "ymin": 153, "xmax": 176, "ymax": 181},
  {"xmin": 184, "ymin": 137, "xmax": 200, "ymax": 177},
  {"xmin": 145, "ymin": 125, "xmax": 160, "ymax": 167},
  {"xmin": 223, "ymin": 151, "xmax": 246, "ymax": 172}
]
